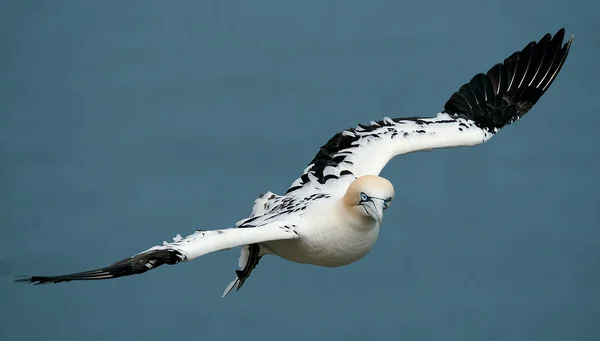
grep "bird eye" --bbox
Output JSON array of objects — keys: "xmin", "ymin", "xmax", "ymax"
[
  {"xmin": 383, "ymin": 199, "xmax": 391, "ymax": 210},
  {"xmin": 360, "ymin": 192, "xmax": 368, "ymax": 202}
]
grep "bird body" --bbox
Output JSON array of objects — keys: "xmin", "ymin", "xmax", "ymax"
[
  {"xmin": 262, "ymin": 176, "xmax": 391, "ymax": 269},
  {"xmin": 262, "ymin": 202, "xmax": 379, "ymax": 268},
  {"xmin": 16, "ymin": 29, "xmax": 574, "ymax": 298}
]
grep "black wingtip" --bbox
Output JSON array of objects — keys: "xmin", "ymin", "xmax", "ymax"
[
  {"xmin": 443, "ymin": 28, "xmax": 573, "ymax": 132},
  {"xmin": 14, "ymin": 249, "xmax": 185, "ymax": 285},
  {"xmin": 14, "ymin": 276, "xmax": 62, "ymax": 285},
  {"xmin": 14, "ymin": 276, "xmax": 34, "ymax": 284}
]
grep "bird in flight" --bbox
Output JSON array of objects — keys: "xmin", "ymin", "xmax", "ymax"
[{"xmin": 16, "ymin": 29, "xmax": 573, "ymax": 297}]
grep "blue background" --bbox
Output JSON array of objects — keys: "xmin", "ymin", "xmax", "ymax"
[{"xmin": 2, "ymin": 1, "xmax": 598, "ymax": 340}]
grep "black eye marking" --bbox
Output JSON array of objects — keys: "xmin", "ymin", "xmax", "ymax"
[
  {"xmin": 383, "ymin": 198, "xmax": 392, "ymax": 210},
  {"xmin": 362, "ymin": 205, "xmax": 370, "ymax": 216}
]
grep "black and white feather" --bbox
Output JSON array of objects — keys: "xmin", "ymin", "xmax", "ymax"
[
  {"xmin": 15, "ymin": 225, "xmax": 300, "ymax": 285},
  {"xmin": 287, "ymin": 28, "xmax": 573, "ymax": 195},
  {"xmin": 15, "ymin": 29, "xmax": 573, "ymax": 294},
  {"xmin": 15, "ymin": 249, "xmax": 185, "ymax": 285}
]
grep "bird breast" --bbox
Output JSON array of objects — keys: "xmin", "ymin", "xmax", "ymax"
[{"xmin": 263, "ymin": 202, "xmax": 380, "ymax": 267}]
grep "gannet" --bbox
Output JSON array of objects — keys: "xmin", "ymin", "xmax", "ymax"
[{"xmin": 16, "ymin": 29, "xmax": 574, "ymax": 297}]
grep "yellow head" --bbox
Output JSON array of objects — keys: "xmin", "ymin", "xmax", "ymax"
[{"xmin": 343, "ymin": 175, "xmax": 395, "ymax": 225}]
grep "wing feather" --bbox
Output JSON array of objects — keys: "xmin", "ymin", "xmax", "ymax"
[
  {"xmin": 15, "ymin": 223, "xmax": 299, "ymax": 285},
  {"xmin": 287, "ymin": 29, "xmax": 573, "ymax": 195}
]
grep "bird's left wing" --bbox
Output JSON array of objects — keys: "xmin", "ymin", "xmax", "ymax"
[
  {"xmin": 286, "ymin": 28, "xmax": 573, "ymax": 195},
  {"xmin": 15, "ymin": 223, "xmax": 299, "ymax": 285}
]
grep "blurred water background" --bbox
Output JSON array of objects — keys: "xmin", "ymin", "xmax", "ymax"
[{"xmin": 1, "ymin": 1, "xmax": 599, "ymax": 340}]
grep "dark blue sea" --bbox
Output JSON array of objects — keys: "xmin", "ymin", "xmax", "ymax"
[{"xmin": 2, "ymin": 1, "xmax": 599, "ymax": 340}]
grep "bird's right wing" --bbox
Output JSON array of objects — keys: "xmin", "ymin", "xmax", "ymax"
[
  {"xmin": 15, "ymin": 223, "xmax": 299, "ymax": 285},
  {"xmin": 286, "ymin": 28, "xmax": 573, "ymax": 196}
]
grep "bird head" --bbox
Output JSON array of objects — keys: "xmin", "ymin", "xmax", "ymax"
[{"xmin": 343, "ymin": 175, "xmax": 394, "ymax": 225}]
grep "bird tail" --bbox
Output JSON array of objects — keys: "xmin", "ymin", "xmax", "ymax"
[{"xmin": 222, "ymin": 244, "xmax": 262, "ymax": 298}]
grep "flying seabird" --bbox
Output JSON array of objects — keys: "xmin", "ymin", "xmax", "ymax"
[{"xmin": 16, "ymin": 29, "xmax": 574, "ymax": 297}]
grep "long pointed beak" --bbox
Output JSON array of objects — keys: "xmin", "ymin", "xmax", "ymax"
[{"xmin": 362, "ymin": 199, "xmax": 385, "ymax": 225}]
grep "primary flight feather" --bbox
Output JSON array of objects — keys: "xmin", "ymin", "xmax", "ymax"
[{"xmin": 16, "ymin": 29, "xmax": 574, "ymax": 297}]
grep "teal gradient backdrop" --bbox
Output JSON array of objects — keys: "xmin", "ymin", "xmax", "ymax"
[{"xmin": 1, "ymin": 1, "xmax": 598, "ymax": 340}]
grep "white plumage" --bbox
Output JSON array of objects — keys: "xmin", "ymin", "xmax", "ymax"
[{"xmin": 17, "ymin": 29, "xmax": 573, "ymax": 298}]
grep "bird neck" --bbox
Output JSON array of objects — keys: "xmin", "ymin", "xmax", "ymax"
[{"xmin": 336, "ymin": 197, "xmax": 377, "ymax": 232}]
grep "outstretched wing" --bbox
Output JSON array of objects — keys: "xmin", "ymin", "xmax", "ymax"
[
  {"xmin": 286, "ymin": 28, "xmax": 573, "ymax": 195},
  {"xmin": 15, "ymin": 223, "xmax": 299, "ymax": 285}
]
